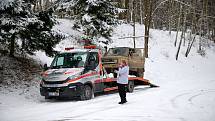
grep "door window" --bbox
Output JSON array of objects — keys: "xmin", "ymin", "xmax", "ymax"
[{"xmin": 86, "ymin": 52, "xmax": 99, "ymax": 70}]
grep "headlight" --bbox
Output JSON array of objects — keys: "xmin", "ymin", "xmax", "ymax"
[
  {"xmin": 66, "ymin": 73, "xmax": 81, "ymax": 84},
  {"xmin": 69, "ymin": 86, "xmax": 76, "ymax": 89},
  {"xmin": 68, "ymin": 74, "xmax": 80, "ymax": 80}
]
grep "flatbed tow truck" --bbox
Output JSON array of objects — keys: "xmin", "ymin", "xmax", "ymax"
[{"xmin": 40, "ymin": 45, "xmax": 158, "ymax": 100}]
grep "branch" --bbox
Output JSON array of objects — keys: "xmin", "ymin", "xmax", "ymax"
[{"xmin": 118, "ymin": 36, "xmax": 149, "ymax": 39}]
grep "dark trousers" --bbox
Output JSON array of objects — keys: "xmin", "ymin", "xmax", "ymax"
[{"xmin": 117, "ymin": 83, "xmax": 127, "ymax": 102}]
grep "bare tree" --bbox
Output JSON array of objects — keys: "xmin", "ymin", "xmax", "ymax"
[
  {"xmin": 144, "ymin": 0, "xmax": 153, "ymax": 58},
  {"xmin": 174, "ymin": 4, "xmax": 182, "ymax": 47},
  {"xmin": 176, "ymin": 8, "xmax": 187, "ymax": 60}
]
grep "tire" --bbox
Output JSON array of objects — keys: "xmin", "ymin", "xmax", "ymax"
[
  {"xmin": 80, "ymin": 85, "xmax": 93, "ymax": 100},
  {"xmin": 127, "ymin": 81, "xmax": 134, "ymax": 93},
  {"xmin": 45, "ymin": 96, "xmax": 54, "ymax": 99}
]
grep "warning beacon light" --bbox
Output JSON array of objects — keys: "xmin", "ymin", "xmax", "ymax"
[
  {"xmin": 84, "ymin": 45, "xmax": 96, "ymax": 49},
  {"xmin": 65, "ymin": 47, "xmax": 74, "ymax": 51}
]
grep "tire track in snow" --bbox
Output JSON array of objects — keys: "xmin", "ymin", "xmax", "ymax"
[
  {"xmin": 169, "ymin": 90, "xmax": 215, "ymax": 121},
  {"xmin": 59, "ymin": 105, "xmax": 121, "ymax": 121},
  {"xmin": 171, "ymin": 89, "xmax": 215, "ymax": 109},
  {"xmin": 188, "ymin": 90, "xmax": 215, "ymax": 108},
  {"xmin": 54, "ymin": 115, "xmax": 187, "ymax": 121},
  {"xmin": 210, "ymin": 80, "xmax": 215, "ymax": 83},
  {"xmin": 171, "ymin": 92, "xmax": 190, "ymax": 108}
]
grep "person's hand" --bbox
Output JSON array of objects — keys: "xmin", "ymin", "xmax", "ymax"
[
  {"xmin": 118, "ymin": 64, "xmax": 122, "ymax": 68},
  {"xmin": 114, "ymin": 70, "xmax": 118, "ymax": 73}
]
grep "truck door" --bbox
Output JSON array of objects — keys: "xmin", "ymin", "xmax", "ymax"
[{"xmin": 86, "ymin": 52, "xmax": 104, "ymax": 92}]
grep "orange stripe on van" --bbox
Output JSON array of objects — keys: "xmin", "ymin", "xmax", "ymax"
[
  {"xmin": 66, "ymin": 72, "xmax": 100, "ymax": 84},
  {"xmin": 104, "ymin": 86, "xmax": 118, "ymax": 91}
]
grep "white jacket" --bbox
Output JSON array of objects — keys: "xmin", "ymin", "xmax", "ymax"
[{"xmin": 117, "ymin": 66, "xmax": 129, "ymax": 84}]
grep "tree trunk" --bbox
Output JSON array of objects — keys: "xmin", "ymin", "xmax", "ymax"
[
  {"xmin": 9, "ymin": 34, "xmax": 16, "ymax": 57},
  {"xmin": 176, "ymin": 30, "xmax": 183, "ymax": 60},
  {"xmin": 127, "ymin": 0, "xmax": 133, "ymax": 23},
  {"xmin": 144, "ymin": 0, "xmax": 152, "ymax": 58},
  {"xmin": 176, "ymin": 8, "xmax": 186, "ymax": 60},
  {"xmin": 144, "ymin": 26, "xmax": 149, "ymax": 58},
  {"xmin": 133, "ymin": 0, "xmax": 136, "ymax": 48},
  {"xmin": 185, "ymin": 0, "xmax": 197, "ymax": 57},
  {"xmin": 199, "ymin": 12, "xmax": 203, "ymax": 51},
  {"xmin": 185, "ymin": 34, "xmax": 197, "ymax": 57},
  {"xmin": 174, "ymin": 4, "xmax": 182, "ymax": 47},
  {"xmin": 140, "ymin": 0, "xmax": 143, "ymax": 24},
  {"xmin": 168, "ymin": 0, "xmax": 173, "ymax": 35},
  {"xmin": 213, "ymin": 28, "xmax": 215, "ymax": 43},
  {"xmin": 44, "ymin": 0, "xmax": 51, "ymax": 10},
  {"xmin": 182, "ymin": 13, "xmax": 187, "ymax": 46},
  {"xmin": 146, "ymin": 0, "xmax": 152, "ymax": 56},
  {"xmin": 39, "ymin": 0, "xmax": 43, "ymax": 11}
]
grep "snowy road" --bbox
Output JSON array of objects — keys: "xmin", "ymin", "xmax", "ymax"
[{"xmin": 1, "ymin": 77, "xmax": 215, "ymax": 121}]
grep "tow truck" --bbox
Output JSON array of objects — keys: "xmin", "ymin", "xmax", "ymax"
[{"xmin": 40, "ymin": 45, "xmax": 157, "ymax": 100}]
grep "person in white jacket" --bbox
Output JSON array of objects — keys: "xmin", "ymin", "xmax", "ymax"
[{"xmin": 116, "ymin": 60, "xmax": 129, "ymax": 104}]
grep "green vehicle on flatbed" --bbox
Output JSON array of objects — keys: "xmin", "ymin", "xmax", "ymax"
[{"xmin": 102, "ymin": 47, "xmax": 145, "ymax": 78}]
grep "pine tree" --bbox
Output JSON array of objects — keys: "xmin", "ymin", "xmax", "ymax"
[
  {"xmin": 60, "ymin": 0, "xmax": 119, "ymax": 41},
  {"xmin": 0, "ymin": 0, "xmax": 62, "ymax": 57}
]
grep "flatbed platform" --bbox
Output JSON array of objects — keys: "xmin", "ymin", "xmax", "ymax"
[{"xmin": 102, "ymin": 77, "xmax": 158, "ymax": 92}]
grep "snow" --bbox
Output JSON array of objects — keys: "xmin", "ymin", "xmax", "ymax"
[
  {"xmin": 0, "ymin": 0, "xmax": 15, "ymax": 9},
  {"xmin": 82, "ymin": 14, "xmax": 92, "ymax": 23},
  {"xmin": 31, "ymin": 19, "xmax": 83, "ymax": 66},
  {"xmin": 53, "ymin": 19, "xmax": 82, "ymax": 51},
  {"xmin": 30, "ymin": 51, "xmax": 53, "ymax": 66},
  {"xmin": 87, "ymin": 0, "xmax": 100, "ymax": 6},
  {"xmin": 1, "ymin": 19, "xmax": 215, "ymax": 121},
  {"xmin": 108, "ymin": 23, "xmax": 146, "ymax": 48}
]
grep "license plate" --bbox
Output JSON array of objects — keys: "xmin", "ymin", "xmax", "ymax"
[{"xmin": 48, "ymin": 92, "xmax": 59, "ymax": 96}]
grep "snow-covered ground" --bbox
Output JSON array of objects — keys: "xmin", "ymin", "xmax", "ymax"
[{"xmin": 1, "ymin": 19, "xmax": 215, "ymax": 121}]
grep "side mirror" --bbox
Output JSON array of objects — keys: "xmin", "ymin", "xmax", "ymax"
[{"xmin": 43, "ymin": 64, "xmax": 48, "ymax": 71}]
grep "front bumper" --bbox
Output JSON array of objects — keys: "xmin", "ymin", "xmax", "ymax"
[{"xmin": 40, "ymin": 82, "xmax": 84, "ymax": 98}]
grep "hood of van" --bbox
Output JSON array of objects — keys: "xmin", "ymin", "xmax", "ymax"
[{"xmin": 42, "ymin": 68, "xmax": 84, "ymax": 82}]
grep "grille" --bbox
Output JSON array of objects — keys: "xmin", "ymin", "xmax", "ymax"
[{"xmin": 44, "ymin": 80, "xmax": 66, "ymax": 84}]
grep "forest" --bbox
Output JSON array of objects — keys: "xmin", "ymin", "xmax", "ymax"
[{"xmin": 0, "ymin": 0, "xmax": 215, "ymax": 59}]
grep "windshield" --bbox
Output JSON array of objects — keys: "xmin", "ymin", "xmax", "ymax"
[
  {"xmin": 50, "ymin": 52, "xmax": 88, "ymax": 69},
  {"xmin": 107, "ymin": 48, "xmax": 129, "ymax": 56}
]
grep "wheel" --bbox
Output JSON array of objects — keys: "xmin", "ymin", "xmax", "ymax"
[
  {"xmin": 127, "ymin": 81, "xmax": 134, "ymax": 93},
  {"xmin": 45, "ymin": 96, "xmax": 50, "ymax": 99},
  {"xmin": 80, "ymin": 85, "xmax": 93, "ymax": 100},
  {"xmin": 45, "ymin": 96, "xmax": 54, "ymax": 99}
]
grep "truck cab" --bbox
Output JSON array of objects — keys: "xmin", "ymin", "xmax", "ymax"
[{"xmin": 40, "ymin": 46, "xmax": 104, "ymax": 100}]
